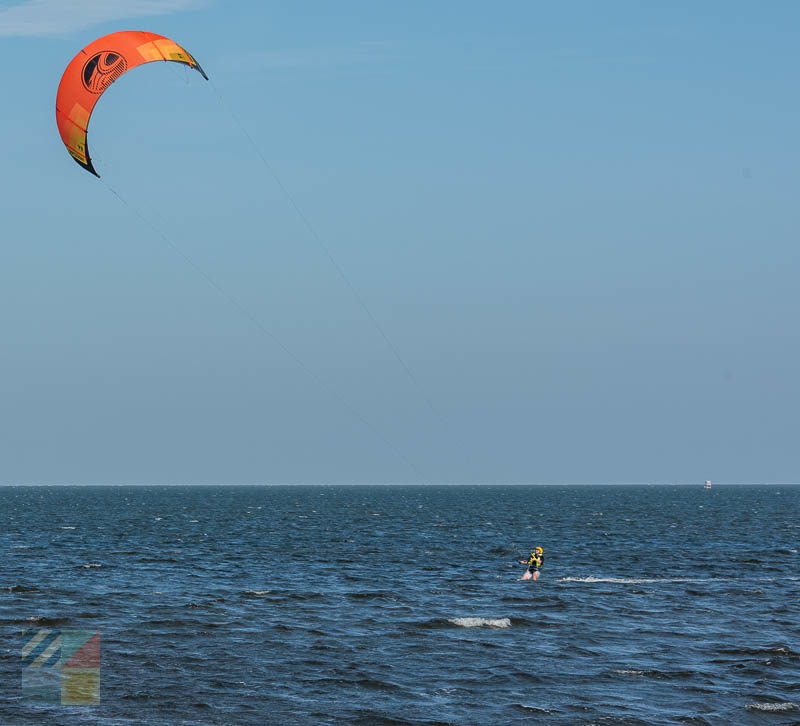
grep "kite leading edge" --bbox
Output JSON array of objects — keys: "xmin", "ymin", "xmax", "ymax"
[{"xmin": 55, "ymin": 30, "xmax": 208, "ymax": 177}]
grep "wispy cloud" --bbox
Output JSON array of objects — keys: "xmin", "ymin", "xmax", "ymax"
[{"xmin": 0, "ymin": 0, "xmax": 206, "ymax": 37}]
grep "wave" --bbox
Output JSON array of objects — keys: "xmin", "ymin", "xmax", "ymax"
[
  {"xmin": 2, "ymin": 584, "xmax": 41, "ymax": 593},
  {"xmin": 745, "ymin": 702, "xmax": 797, "ymax": 712},
  {"xmin": 715, "ymin": 646, "xmax": 798, "ymax": 658},
  {"xmin": 352, "ymin": 677, "xmax": 403, "ymax": 692},
  {"xmin": 559, "ymin": 576, "xmax": 706, "ymax": 584},
  {"xmin": 514, "ymin": 704, "xmax": 563, "ymax": 714},
  {"xmin": 17, "ymin": 616, "xmax": 72, "ymax": 626},
  {"xmin": 612, "ymin": 668, "xmax": 697, "ymax": 680},
  {"xmin": 285, "ymin": 591, "xmax": 327, "ymax": 602},
  {"xmin": 77, "ymin": 563, "xmax": 103, "ymax": 569},
  {"xmin": 243, "ymin": 590, "xmax": 271, "ymax": 597},
  {"xmin": 447, "ymin": 617, "xmax": 512, "ymax": 628},
  {"xmin": 345, "ymin": 591, "xmax": 392, "ymax": 600}
]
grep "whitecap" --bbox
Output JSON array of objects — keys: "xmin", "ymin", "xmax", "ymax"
[
  {"xmin": 448, "ymin": 617, "xmax": 511, "ymax": 628},
  {"xmin": 79, "ymin": 563, "xmax": 102, "ymax": 569},
  {"xmin": 745, "ymin": 702, "xmax": 796, "ymax": 712},
  {"xmin": 244, "ymin": 590, "xmax": 271, "ymax": 596},
  {"xmin": 60, "ymin": 526, "xmax": 76, "ymax": 530},
  {"xmin": 515, "ymin": 704, "xmax": 557, "ymax": 713},
  {"xmin": 559, "ymin": 576, "xmax": 702, "ymax": 584}
]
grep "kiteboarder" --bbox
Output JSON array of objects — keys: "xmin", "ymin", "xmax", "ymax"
[{"xmin": 519, "ymin": 547, "xmax": 544, "ymax": 581}]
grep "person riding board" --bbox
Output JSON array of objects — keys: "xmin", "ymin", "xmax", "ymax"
[{"xmin": 519, "ymin": 547, "xmax": 544, "ymax": 581}]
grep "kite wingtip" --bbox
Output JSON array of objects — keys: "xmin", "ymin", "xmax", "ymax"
[{"xmin": 75, "ymin": 157, "xmax": 100, "ymax": 178}]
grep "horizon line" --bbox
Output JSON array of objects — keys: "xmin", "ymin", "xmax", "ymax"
[{"xmin": 1, "ymin": 481, "xmax": 798, "ymax": 487}]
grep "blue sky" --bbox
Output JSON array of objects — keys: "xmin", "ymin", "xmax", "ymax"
[{"xmin": 1, "ymin": 1, "xmax": 799, "ymax": 484}]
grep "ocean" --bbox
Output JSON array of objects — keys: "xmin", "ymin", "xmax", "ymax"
[{"xmin": 2, "ymin": 485, "xmax": 798, "ymax": 725}]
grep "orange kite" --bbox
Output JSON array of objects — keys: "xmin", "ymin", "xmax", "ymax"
[{"xmin": 56, "ymin": 31, "xmax": 208, "ymax": 177}]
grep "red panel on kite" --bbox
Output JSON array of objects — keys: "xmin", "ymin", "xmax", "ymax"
[
  {"xmin": 55, "ymin": 30, "xmax": 208, "ymax": 177},
  {"xmin": 62, "ymin": 633, "xmax": 101, "ymax": 668}
]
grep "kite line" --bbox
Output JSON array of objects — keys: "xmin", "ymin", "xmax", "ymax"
[
  {"xmin": 209, "ymin": 79, "xmax": 445, "ymax": 424},
  {"xmin": 54, "ymin": 31, "xmax": 433, "ymax": 479},
  {"xmin": 101, "ymin": 179, "xmax": 424, "ymax": 480}
]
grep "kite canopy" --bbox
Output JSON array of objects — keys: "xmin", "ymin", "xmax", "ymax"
[{"xmin": 55, "ymin": 30, "xmax": 208, "ymax": 177}]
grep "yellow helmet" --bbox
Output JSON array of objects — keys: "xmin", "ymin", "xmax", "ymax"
[{"xmin": 535, "ymin": 547, "xmax": 543, "ymax": 553}]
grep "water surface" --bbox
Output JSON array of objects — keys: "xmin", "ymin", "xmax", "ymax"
[{"xmin": 2, "ymin": 485, "xmax": 798, "ymax": 724}]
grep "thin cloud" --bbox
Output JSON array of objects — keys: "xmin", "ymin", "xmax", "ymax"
[{"xmin": 0, "ymin": 0, "xmax": 206, "ymax": 37}]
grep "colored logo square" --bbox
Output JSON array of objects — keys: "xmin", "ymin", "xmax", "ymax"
[
  {"xmin": 61, "ymin": 668, "xmax": 101, "ymax": 705},
  {"xmin": 20, "ymin": 629, "xmax": 100, "ymax": 705},
  {"xmin": 21, "ymin": 666, "xmax": 61, "ymax": 704}
]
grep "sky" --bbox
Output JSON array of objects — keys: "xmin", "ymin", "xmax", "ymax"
[{"xmin": 1, "ymin": 1, "xmax": 799, "ymax": 484}]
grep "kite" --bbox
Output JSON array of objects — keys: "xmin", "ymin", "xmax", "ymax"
[{"xmin": 55, "ymin": 31, "xmax": 208, "ymax": 177}]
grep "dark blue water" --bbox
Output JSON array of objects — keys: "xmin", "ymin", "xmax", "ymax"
[{"xmin": 2, "ymin": 485, "xmax": 798, "ymax": 725}]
